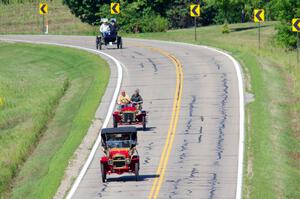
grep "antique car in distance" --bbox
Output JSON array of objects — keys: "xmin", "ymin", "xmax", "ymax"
[
  {"xmin": 100, "ymin": 127, "xmax": 139, "ymax": 182},
  {"xmin": 96, "ymin": 18, "xmax": 122, "ymax": 50},
  {"xmin": 113, "ymin": 103, "xmax": 147, "ymax": 130}
]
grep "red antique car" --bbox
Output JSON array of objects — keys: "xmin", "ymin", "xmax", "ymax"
[
  {"xmin": 100, "ymin": 127, "xmax": 139, "ymax": 182},
  {"xmin": 112, "ymin": 103, "xmax": 147, "ymax": 130}
]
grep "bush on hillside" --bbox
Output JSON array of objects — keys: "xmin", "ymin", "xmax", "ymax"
[
  {"xmin": 275, "ymin": 22, "xmax": 297, "ymax": 49},
  {"xmin": 270, "ymin": 0, "xmax": 300, "ymax": 49},
  {"xmin": 140, "ymin": 15, "xmax": 169, "ymax": 33},
  {"xmin": 222, "ymin": 22, "xmax": 230, "ymax": 34}
]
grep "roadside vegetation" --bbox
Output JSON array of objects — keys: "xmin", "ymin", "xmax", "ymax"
[
  {"xmin": 0, "ymin": 42, "xmax": 109, "ymax": 199},
  {"xmin": 126, "ymin": 22, "xmax": 300, "ymax": 199},
  {"xmin": 1, "ymin": 0, "xmax": 299, "ymax": 49}
]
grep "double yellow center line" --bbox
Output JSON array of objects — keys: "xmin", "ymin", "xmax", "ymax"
[
  {"xmin": 146, "ymin": 47, "xmax": 183, "ymax": 199},
  {"xmin": 129, "ymin": 42, "xmax": 183, "ymax": 198}
]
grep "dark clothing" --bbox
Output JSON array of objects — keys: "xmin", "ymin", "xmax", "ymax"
[
  {"xmin": 131, "ymin": 94, "xmax": 143, "ymax": 103},
  {"xmin": 109, "ymin": 23, "xmax": 118, "ymax": 36}
]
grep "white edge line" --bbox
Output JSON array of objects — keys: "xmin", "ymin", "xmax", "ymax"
[
  {"xmin": 0, "ymin": 38, "xmax": 123, "ymax": 199},
  {"xmin": 127, "ymin": 38, "xmax": 245, "ymax": 199}
]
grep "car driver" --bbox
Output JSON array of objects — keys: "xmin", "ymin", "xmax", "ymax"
[{"xmin": 117, "ymin": 90, "xmax": 131, "ymax": 109}]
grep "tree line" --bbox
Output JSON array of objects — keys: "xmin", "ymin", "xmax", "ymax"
[
  {"xmin": 63, "ymin": 0, "xmax": 299, "ymax": 48},
  {"xmin": 1, "ymin": 0, "xmax": 298, "ymax": 48}
]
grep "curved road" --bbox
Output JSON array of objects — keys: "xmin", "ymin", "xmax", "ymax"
[{"xmin": 0, "ymin": 35, "xmax": 243, "ymax": 199}]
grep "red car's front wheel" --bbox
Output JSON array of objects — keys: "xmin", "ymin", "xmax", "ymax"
[
  {"xmin": 113, "ymin": 117, "xmax": 118, "ymax": 128},
  {"xmin": 101, "ymin": 163, "xmax": 106, "ymax": 182},
  {"xmin": 135, "ymin": 162, "xmax": 139, "ymax": 181},
  {"xmin": 142, "ymin": 116, "xmax": 146, "ymax": 131}
]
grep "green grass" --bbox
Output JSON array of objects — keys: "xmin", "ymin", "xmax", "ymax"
[
  {"xmin": 125, "ymin": 22, "xmax": 300, "ymax": 198},
  {"xmin": 0, "ymin": 42, "xmax": 109, "ymax": 199},
  {"xmin": 0, "ymin": 0, "xmax": 97, "ymax": 35}
]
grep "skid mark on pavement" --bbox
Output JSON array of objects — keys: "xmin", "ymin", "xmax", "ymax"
[
  {"xmin": 184, "ymin": 95, "xmax": 196, "ymax": 135},
  {"xmin": 144, "ymin": 142, "xmax": 154, "ymax": 165},
  {"xmin": 167, "ymin": 96, "xmax": 202, "ymax": 198},
  {"xmin": 199, "ymin": 126, "xmax": 203, "ymax": 143},
  {"xmin": 147, "ymin": 58, "xmax": 158, "ymax": 73},
  {"xmin": 167, "ymin": 167, "xmax": 200, "ymax": 199},
  {"xmin": 217, "ymin": 73, "xmax": 228, "ymax": 161},
  {"xmin": 179, "ymin": 139, "xmax": 188, "ymax": 164},
  {"xmin": 199, "ymin": 115, "xmax": 204, "ymax": 143},
  {"xmin": 168, "ymin": 179, "xmax": 182, "ymax": 198},
  {"xmin": 189, "ymin": 95, "xmax": 196, "ymax": 117},
  {"xmin": 98, "ymin": 183, "xmax": 109, "ymax": 198},
  {"xmin": 139, "ymin": 63, "xmax": 145, "ymax": 69},
  {"xmin": 209, "ymin": 173, "xmax": 218, "ymax": 199},
  {"xmin": 212, "ymin": 58, "xmax": 222, "ymax": 70},
  {"xmin": 208, "ymin": 73, "xmax": 229, "ymax": 198},
  {"xmin": 133, "ymin": 51, "xmax": 144, "ymax": 56}
]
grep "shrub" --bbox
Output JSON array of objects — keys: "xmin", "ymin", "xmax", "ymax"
[
  {"xmin": 140, "ymin": 15, "xmax": 169, "ymax": 33},
  {"xmin": 222, "ymin": 22, "xmax": 230, "ymax": 34},
  {"xmin": 275, "ymin": 22, "xmax": 297, "ymax": 49}
]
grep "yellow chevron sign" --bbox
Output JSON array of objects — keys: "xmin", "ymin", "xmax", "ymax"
[
  {"xmin": 190, "ymin": 4, "xmax": 200, "ymax": 17},
  {"xmin": 292, "ymin": 18, "xmax": 300, "ymax": 32},
  {"xmin": 111, "ymin": 3, "xmax": 120, "ymax": 14},
  {"xmin": 39, "ymin": 3, "xmax": 48, "ymax": 15},
  {"xmin": 254, "ymin": 9, "xmax": 264, "ymax": 22}
]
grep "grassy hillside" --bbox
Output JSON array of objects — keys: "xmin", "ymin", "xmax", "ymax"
[
  {"xmin": 126, "ymin": 22, "xmax": 300, "ymax": 199},
  {"xmin": 0, "ymin": 0, "xmax": 96, "ymax": 35},
  {"xmin": 0, "ymin": 42, "xmax": 109, "ymax": 199}
]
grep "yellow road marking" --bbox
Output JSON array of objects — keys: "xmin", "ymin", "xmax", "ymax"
[
  {"xmin": 150, "ymin": 52, "xmax": 183, "ymax": 199},
  {"xmin": 130, "ymin": 44, "xmax": 184, "ymax": 199}
]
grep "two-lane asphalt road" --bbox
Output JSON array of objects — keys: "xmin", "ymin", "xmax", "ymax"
[{"xmin": 0, "ymin": 35, "xmax": 243, "ymax": 199}]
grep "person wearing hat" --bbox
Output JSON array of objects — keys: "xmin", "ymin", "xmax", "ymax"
[
  {"xmin": 131, "ymin": 89, "xmax": 143, "ymax": 110},
  {"xmin": 100, "ymin": 19, "xmax": 110, "ymax": 38},
  {"xmin": 109, "ymin": 18, "xmax": 118, "ymax": 36}
]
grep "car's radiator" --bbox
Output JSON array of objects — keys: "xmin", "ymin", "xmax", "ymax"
[
  {"xmin": 123, "ymin": 112, "xmax": 135, "ymax": 123},
  {"xmin": 113, "ymin": 155, "xmax": 126, "ymax": 168}
]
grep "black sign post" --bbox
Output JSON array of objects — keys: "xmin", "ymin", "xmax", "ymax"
[
  {"xmin": 297, "ymin": 32, "xmax": 299, "ymax": 64},
  {"xmin": 258, "ymin": 22, "xmax": 261, "ymax": 49},
  {"xmin": 190, "ymin": 4, "xmax": 200, "ymax": 41},
  {"xmin": 42, "ymin": 15, "xmax": 45, "ymax": 33},
  {"xmin": 39, "ymin": 3, "xmax": 48, "ymax": 34},
  {"xmin": 254, "ymin": 9, "xmax": 264, "ymax": 51},
  {"xmin": 194, "ymin": 17, "xmax": 197, "ymax": 41}
]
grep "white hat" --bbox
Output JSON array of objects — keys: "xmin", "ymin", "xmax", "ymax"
[{"xmin": 101, "ymin": 18, "xmax": 108, "ymax": 23}]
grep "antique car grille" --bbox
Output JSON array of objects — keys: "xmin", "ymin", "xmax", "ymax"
[
  {"xmin": 113, "ymin": 161, "xmax": 126, "ymax": 168},
  {"xmin": 113, "ymin": 155, "xmax": 126, "ymax": 168},
  {"xmin": 123, "ymin": 112, "xmax": 135, "ymax": 123}
]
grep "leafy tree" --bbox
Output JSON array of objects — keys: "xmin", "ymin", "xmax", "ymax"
[
  {"xmin": 63, "ymin": 0, "xmax": 169, "ymax": 32},
  {"xmin": 62, "ymin": 0, "xmax": 300, "ymax": 45},
  {"xmin": 271, "ymin": 0, "xmax": 300, "ymax": 48}
]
